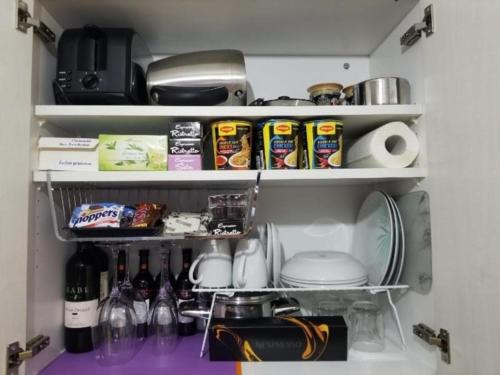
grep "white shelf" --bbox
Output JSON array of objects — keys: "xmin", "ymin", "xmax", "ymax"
[
  {"xmin": 35, "ymin": 105, "xmax": 423, "ymax": 137},
  {"xmin": 33, "ymin": 169, "xmax": 426, "ymax": 187},
  {"xmin": 40, "ymin": 0, "xmax": 418, "ymax": 56}
]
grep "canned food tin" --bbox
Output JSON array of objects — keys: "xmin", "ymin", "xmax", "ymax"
[
  {"xmin": 211, "ymin": 120, "xmax": 253, "ymax": 170},
  {"xmin": 257, "ymin": 119, "xmax": 300, "ymax": 170},
  {"xmin": 303, "ymin": 119, "xmax": 343, "ymax": 169}
]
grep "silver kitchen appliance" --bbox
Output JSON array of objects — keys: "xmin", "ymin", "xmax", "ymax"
[{"xmin": 146, "ymin": 49, "xmax": 247, "ymax": 106}]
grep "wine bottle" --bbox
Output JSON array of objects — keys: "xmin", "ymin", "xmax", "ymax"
[
  {"xmin": 175, "ymin": 248, "xmax": 196, "ymax": 336},
  {"xmin": 89, "ymin": 243, "xmax": 109, "ymax": 303},
  {"xmin": 64, "ymin": 244, "xmax": 99, "ymax": 353},
  {"xmin": 133, "ymin": 249, "xmax": 154, "ymax": 311},
  {"xmin": 117, "ymin": 250, "xmax": 126, "ymax": 286}
]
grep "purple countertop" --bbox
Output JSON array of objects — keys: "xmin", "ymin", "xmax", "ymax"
[{"xmin": 40, "ymin": 335, "xmax": 238, "ymax": 375}]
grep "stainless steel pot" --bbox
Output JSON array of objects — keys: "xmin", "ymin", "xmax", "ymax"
[
  {"xmin": 249, "ymin": 96, "xmax": 316, "ymax": 106},
  {"xmin": 180, "ymin": 292, "xmax": 300, "ymax": 319},
  {"xmin": 353, "ymin": 77, "xmax": 411, "ymax": 105}
]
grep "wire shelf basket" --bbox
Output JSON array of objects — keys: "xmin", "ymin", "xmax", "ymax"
[{"xmin": 45, "ymin": 172, "xmax": 261, "ymax": 242}]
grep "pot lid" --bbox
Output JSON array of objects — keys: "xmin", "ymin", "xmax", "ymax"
[
  {"xmin": 249, "ymin": 96, "xmax": 315, "ymax": 106},
  {"xmin": 307, "ymin": 82, "xmax": 344, "ymax": 95}
]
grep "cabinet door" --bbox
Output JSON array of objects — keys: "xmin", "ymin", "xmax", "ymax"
[
  {"xmin": 0, "ymin": 0, "xmax": 34, "ymax": 374},
  {"xmin": 422, "ymin": 1, "xmax": 500, "ymax": 374}
]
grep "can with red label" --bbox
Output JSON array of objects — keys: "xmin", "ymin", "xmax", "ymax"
[
  {"xmin": 303, "ymin": 119, "xmax": 343, "ymax": 169},
  {"xmin": 211, "ymin": 120, "xmax": 253, "ymax": 170}
]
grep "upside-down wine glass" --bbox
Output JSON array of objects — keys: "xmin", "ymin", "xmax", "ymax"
[
  {"xmin": 97, "ymin": 242, "xmax": 137, "ymax": 365},
  {"xmin": 148, "ymin": 243, "xmax": 178, "ymax": 355}
]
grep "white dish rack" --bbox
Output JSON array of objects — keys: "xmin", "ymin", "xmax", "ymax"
[{"xmin": 192, "ymin": 284, "xmax": 409, "ymax": 358}]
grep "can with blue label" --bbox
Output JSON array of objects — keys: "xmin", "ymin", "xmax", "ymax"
[
  {"xmin": 303, "ymin": 119, "xmax": 343, "ymax": 169},
  {"xmin": 257, "ymin": 119, "xmax": 301, "ymax": 169}
]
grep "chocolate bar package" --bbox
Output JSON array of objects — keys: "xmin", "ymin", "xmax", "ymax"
[
  {"xmin": 167, "ymin": 121, "xmax": 203, "ymax": 139},
  {"xmin": 209, "ymin": 316, "xmax": 347, "ymax": 362}
]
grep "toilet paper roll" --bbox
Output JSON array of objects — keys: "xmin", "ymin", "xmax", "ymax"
[{"xmin": 346, "ymin": 121, "xmax": 419, "ymax": 168}]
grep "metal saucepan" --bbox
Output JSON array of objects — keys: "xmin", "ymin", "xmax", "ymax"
[
  {"xmin": 179, "ymin": 292, "xmax": 300, "ymax": 320},
  {"xmin": 353, "ymin": 77, "xmax": 411, "ymax": 105}
]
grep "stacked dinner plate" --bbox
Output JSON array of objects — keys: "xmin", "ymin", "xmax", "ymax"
[
  {"xmin": 280, "ymin": 251, "xmax": 368, "ymax": 288},
  {"xmin": 352, "ymin": 191, "xmax": 405, "ymax": 286}
]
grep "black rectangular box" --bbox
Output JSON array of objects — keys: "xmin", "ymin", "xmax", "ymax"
[
  {"xmin": 209, "ymin": 316, "xmax": 347, "ymax": 362},
  {"xmin": 168, "ymin": 138, "xmax": 202, "ymax": 155},
  {"xmin": 208, "ymin": 219, "xmax": 245, "ymax": 235},
  {"xmin": 168, "ymin": 122, "xmax": 203, "ymax": 139}
]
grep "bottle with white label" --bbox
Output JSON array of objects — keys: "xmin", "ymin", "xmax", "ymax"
[
  {"xmin": 64, "ymin": 244, "xmax": 99, "ymax": 353},
  {"xmin": 86, "ymin": 243, "xmax": 109, "ymax": 347},
  {"xmin": 89, "ymin": 243, "xmax": 109, "ymax": 303}
]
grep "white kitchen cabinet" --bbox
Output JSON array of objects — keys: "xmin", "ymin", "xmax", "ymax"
[{"xmin": 1, "ymin": 1, "xmax": 499, "ymax": 375}]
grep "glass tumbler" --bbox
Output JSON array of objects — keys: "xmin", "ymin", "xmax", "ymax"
[
  {"xmin": 347, "ymin": 301, "xmax": 385, "ymax": 352},
  {"xmin": 314, "ymin": 296, "xmax": 349, "ymax": 320}
]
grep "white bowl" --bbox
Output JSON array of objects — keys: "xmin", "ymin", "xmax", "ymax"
[{"xmin": 280, "ymin": 251, "xmax": 367, "ymax": 283}]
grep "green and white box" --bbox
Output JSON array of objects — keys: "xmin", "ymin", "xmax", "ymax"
[{"xmin": 98, "ymin": 135, "xmax": 168, "ymax": 171}]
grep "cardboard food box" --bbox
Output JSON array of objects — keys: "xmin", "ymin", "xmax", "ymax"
[
  {"xmin": 168, "ymin": 138, "xmax": 202, "ymax": 170},
  {"xmin": 167, "ymin": 121, "xmax": 203, "ymax": 139},
  {"xmin": 38, "ymin": 137, "xmax": 98, "ymax": 171},
  {"xmin": 209, "ymin": 316, "xmax": 348, "ymax": 362},
  {"xmin": 98, "ymin": 135, "xmax": 167, "ymax": 171}
]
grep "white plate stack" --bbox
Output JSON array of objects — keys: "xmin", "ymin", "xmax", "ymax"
[{"xmin": 352, "ymin": 191, "xmax": 405, "ymax": 286}]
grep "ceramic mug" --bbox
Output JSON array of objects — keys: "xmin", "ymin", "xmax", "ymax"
[
  {"xmin": 189, "ymin": 240, "xmax": 232, "ymax": 288},
  {"xmin": 233, "ymin": 239, "xmax": 268, "ymax": 289}
]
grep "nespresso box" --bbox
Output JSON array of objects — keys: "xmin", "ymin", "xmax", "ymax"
[
  {"xmin": 209, "ymin": 316, "xmax": 347, "ymax": 362},
  {"xmin": 168, "ymin": 139, "xmax": 202, "ymax": 155},
  {"xmin": 167, "ymin": 122, "xmax": 203, "ymax": 139}
]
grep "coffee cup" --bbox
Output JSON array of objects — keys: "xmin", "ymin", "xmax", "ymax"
[
  {"xmin": 233, "ymin": 239, "xmax": 268, "ymax": 289},
  {"xmin": 189, "ymin": 240, "xmax": 232, "ymax": 288}
]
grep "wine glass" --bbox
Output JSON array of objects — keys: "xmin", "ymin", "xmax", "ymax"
[
  {"xmin": 97, "ymin": 242, "xmax": 138, "ymax": 365},
  {"xmin": 148, "ymin": 244, "xmax": 178, "ymax": 355},
  {"xmin": 117, "ymin": 245, "xmax": 148, "ymax": 340}
]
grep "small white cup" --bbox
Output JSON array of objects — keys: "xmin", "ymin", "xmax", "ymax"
[
  {"xmin": 189, "ymin": 240, "xmax": 232, "ymax": 288},
  {"xmin": 233, "ymin": 239, "xmax": 268, "ymax": 289}
]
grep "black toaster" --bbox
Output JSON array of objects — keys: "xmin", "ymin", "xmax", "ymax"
[{"xmin": 54, "ymin": 26, "xmax": 151, "ymax": 105}]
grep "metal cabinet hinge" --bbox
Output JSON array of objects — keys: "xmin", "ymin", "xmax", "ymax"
[
  {"xmin": 6, "ymin": 335, "xmax": 50, "ymax": 375},
  {"xmin": 15, "ymin": 0, "xmax": 55, "ymax": 43},
  {"xmin": 400, "ymin": 4, "xmax": 434, "ymax": 47},
  {"xmin": 413, "ymin": 323, "xmax": 450, "ymax": 364}
]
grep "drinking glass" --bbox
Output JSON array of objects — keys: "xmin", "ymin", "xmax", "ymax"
[
  {"xmin": 117, "ymin": 246, "xmax": 148, "ymax": 340},
  {"xmin": 347, "ymin": 301, "xmax": 385, "ymax": 352},
  {"xmin": 148, "ymin": 245, "xmax": 178, "ymax": 355},
  {"xmin": 97, "ymin": 243, "xmax": 138, "ymax": 365},
  {"xmin": 314, "ymin": 296, "xmax": 349, "ymax": 319}
]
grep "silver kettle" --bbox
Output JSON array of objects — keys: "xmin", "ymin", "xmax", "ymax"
[{"xmin": 146, "ymin": 49, "xmax": 247, "ymax": 106}]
